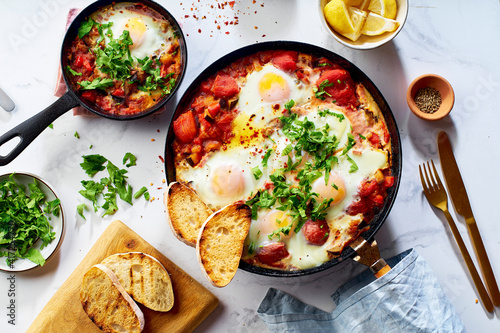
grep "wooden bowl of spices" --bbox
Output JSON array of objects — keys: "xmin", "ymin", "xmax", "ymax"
[{"xmin": 407, "ymin": 74, "xmax": 454, "ymax": 120}]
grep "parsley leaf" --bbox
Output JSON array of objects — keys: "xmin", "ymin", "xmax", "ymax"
[
  {"xmin": 79, "ymin": 77, "xmax": 114, "ymax": 91},
  {"xmin": 346, "ymin": 155, "xmax": 359, "ymax": 173},
  {"xmin": 78, "ymin": 18, "xmax": 95, "ymax": 39},
  {"xmin": 80, "ymin": 154, "xmax": 107, "ymax": 177},
  {"xmin": 66, "ymin": 65, "xmax": 82, "ymax": 76},
  {"xmin": 251, "ymin": 166, "xmax": 263, "ymax": 180},
  {"xmin": 123, "ymin": 152, "xmax": 137, "ymax": 167}
]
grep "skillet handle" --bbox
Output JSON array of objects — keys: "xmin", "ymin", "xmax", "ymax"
[{"xmin": 0, "ymin": 91, "xmax": 79, "ymax": 166}]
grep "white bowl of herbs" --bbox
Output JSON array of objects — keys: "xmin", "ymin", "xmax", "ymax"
[{"xmin": 0, "ymin": 173, "xmax": 65, "ymax": 272}]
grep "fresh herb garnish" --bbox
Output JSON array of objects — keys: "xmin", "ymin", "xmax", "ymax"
[
  {"xmin": 79, "ymin": 77, "xmax": 114, "ymax": 90},
  {"xmin": 78, "ymin": 18, "xmax": 95, "ymax": 39},
  {"xmin": 251, "ymin": 166, "xmax": 263, "ymax": 180},
  {"xmin": 313, "ymin": 79, "xmax": 333, "ymax": 100},
  {"xmin": 0, "ymin": 174, "xmax": 58, "ymax": 266},
  {"xmin": 123, "ymin": 152, "xmax": 137, "ymax": 167},
  {"xmin": 66, "ymin": 65, "xmax": 82, "ymax": 76},
  {"xmin": 78, "ymin": 153, "xmax": 148, "ymax": 218}
]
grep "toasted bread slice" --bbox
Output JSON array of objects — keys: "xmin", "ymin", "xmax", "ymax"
[
  {"xmin": 164, "ymin": 182, "xmax": 213, "ymax": 247},
  {"xmin": 80, "ymin": 264, "xmax": 145, "ymax": 333},
  {"xmin": 197, "ymin": 202, "xmax": 252, "ymax": 287},
  {"xmin": 101, "ymin": 252, "xmax": 174, "ymax": 312}
]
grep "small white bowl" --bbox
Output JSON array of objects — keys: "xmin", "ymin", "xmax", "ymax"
[
  {"xmin": 0, "ymin": 172, "xmax": 65, "ymax": 272},
  {"xmin": 319, "ymin": 0, "xmax": 409, "ymax": 50}
]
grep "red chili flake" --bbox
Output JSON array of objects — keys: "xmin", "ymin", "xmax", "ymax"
[
  {"xmin": 254, "ymin": 26, "xmax": 258, "ymax": 29},
  {"xmin": 229, "ymin": 1, "xmax": 235, "ymax": 8},
  {"xmin": 158, "ymin": 155, "xmax": 165, "ymax": 163},
  {"xmin": 262, "ymin": 34, "xmax": 266, "ymax": 37},
  {"xmin": 198, "ymin": 29, "xmax": 202, "ymax": 33},
  {"xmin": 151, "ymin": 138, "xmax": 156, "ymax": 142},
  {"xmin": 217, "ymin": 25, "xmax": 221, "ymax": 29},
  {"xmin": 184, "ymin": 15, "xmax": 190, "ymax": 18},
  {"xmin": 225, "ymin": 31, "xmax": 230, "ymax": 35},
  {"xmin": 157, "ymin": 129, "xmax": 160, "ymax": 133}
]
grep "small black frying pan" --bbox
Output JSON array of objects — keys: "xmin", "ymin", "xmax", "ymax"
[
  {"xmin": 164, "ymin": 41, "xmax": 402, "ymax": 277},
  {"xmin": 0, "ymin": 0, "xmax": 187, "ymax": 166}
]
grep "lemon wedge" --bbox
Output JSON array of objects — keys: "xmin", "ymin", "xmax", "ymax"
[
  {"xmin": 361, "ymin": 12, "xmax": 399, "ymax": 36},
  {"xmin": 367, "ymin": 0, "xmax": 397, "ymax": 20},
  {"xmin": 324, "ymin": 0, "xmax": 367, "ymax": 41},
  {"xmin": 341, "ymin": 0, "xmax": 363, "ymax": 6}
]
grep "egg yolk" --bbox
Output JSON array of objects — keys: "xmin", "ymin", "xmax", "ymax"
[
  {"xmin": 125, "ymin": 17, "xmax": 147, "ymax": 50},
  {"xmin": 258, "ymin": 72, "xmax": 291, "ymax": 102},
  {"xmin": 312, "ymin": 172, "xmax": 346, "ymax": 205},
  {"xmin": 210, "ymin": 164, "xmax": 245, "ymax": 198},
  {"xmin": 260, "ymin": 209, "xmax": 295, "ymax": 240}
]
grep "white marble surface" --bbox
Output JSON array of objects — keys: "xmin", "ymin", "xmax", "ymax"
[{"xmin": 0, "ymin": 0, "xmax": 500, "ymax": 332}]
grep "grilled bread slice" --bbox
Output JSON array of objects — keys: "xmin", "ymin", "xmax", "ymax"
[
  {"xmin": 165, "ymin": 182, "xmax": 213, "ymax": 247},
  {"xmin": 197, "ymin": 202, "xmax": 252, "ymax": 287},
  {"xmin": 101, "ymin": 252, "xmax": 174, "ymax": 312},
  {"xmin": 80, "ymin": 264, "xmax": 145, "ymax": 333}
]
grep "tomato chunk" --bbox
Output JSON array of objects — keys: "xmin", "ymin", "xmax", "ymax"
[
  {"xmin": 81, "ymin": 90, "xmax": 97, "ymax": 103},
  {"xmin": 302, "ymin": 219, "xmax": 329, "ymax": 246},
  {"xmin": 271, "ymin": 51, "xmax": 298, "ymax": 72},
  {"xmin": 211, "ymin": 74, "xmax": 239, "ymax": 99},
  {"xmin": 173, "ymin": 111, "xmax": 198, "ymax": 143},
  {"xmin": 257, "ymin": 242, "xmax": 289, "ymax": 266},
  {"xmin": 315, "ymin": 69, "xmax": 358, "ymax": 107}
]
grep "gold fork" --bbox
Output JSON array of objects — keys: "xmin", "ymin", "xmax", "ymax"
[{"xmin": 419, "ymin": 160, "xmax": 493, "ymax": 313}]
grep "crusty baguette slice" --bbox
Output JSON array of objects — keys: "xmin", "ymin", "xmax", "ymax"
[
  {"xmin": 80, "ymin": 264, "xmax": 145, "ymax": 333},
  {"xmin": 164, "ymin": 182, "xmax": 213, "ymax": 247},
  {"xmin": 197, "ymin": 202, "xmax": 252, "ymax": 287},
  {"xmin": 101, "ymin": 252, "xmax": 174, "ymax": 312}
]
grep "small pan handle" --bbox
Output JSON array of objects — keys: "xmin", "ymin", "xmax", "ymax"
[{"xmin": 0, "ymin": 91, "xmax": 79, "ymax": 166}]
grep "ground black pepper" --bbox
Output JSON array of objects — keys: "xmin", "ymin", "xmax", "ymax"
[{"xmin": 414, "ymin": 87, "xmax": 442, "ymax": 114}]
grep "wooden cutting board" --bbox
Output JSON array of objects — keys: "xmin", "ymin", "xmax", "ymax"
[{"xmin": 27, "ymin": 220, "xmax": 218, "ymax": 333}]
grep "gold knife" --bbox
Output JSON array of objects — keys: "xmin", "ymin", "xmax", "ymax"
[{"xmin": 437, "ymin": 131, "xmax": 500, "ymax": 306}]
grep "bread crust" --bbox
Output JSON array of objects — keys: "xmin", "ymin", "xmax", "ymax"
[
  {"xmin": 101, "ymin": 252, "xmax": 174, "ymax": 312},
  {"xmin": 196, "ymin": 202, "xmax": 251, "ymax": 287},
  {"xmin": 164, "ymin": 182, "xmax": 213, "ymax": 247},
  {"xmin": 80, "ymin": 264, "xmax": 145, "ymax": 333}
]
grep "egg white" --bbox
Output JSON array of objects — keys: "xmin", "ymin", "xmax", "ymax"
[{"xmin": 93, "ymin": 3, "xmax": 174, "ymax": 60}]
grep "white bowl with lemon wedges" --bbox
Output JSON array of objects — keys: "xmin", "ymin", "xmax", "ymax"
[{"xmin": 319, "ymin": 0, "xmax": 408, "ymax": 50}]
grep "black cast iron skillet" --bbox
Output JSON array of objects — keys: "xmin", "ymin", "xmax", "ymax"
[
  {"xmin": 164, "ymin": 41, "xmax": 402, "ymax": 277},
  {"xmin": 0, "ymin": 0, "xmax": 187, "ymax": 166}
]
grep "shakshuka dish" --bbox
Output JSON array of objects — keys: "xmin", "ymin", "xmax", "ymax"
[
  {"xmin": 172, "ymin": 49, "xmax": 395, "ymax": 271},
  {"xmin": 65, "ymin": 2, "xmax": 182, "ymax": 116}
]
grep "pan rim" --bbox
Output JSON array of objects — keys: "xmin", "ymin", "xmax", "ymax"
[{"xmin": 164, "ymin": 40, "xmax": 402, "ymax": 277}]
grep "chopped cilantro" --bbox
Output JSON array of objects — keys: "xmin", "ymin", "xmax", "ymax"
[{"xmin": 74, "ymin": 131, "xmax": 80, "ymax": 139}]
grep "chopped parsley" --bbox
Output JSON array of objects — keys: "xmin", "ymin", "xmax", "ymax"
[
  {"xmin": 79, "ymin": 77, "xmax": 114, "ymax": 91},
  {"xmin": 0, "ymin": 174, "xmax": 59, "ymax": 266},
  {"xmin": 313, "ymin": 79, "xmax": 333, "ymax": 100},
  {"xmin": 246, "ymin": 104, "xmax": 360, "ymax": 238},
  {"xmin": 78, "ymin": 153, "xmax": 148, "ymax": 219}
]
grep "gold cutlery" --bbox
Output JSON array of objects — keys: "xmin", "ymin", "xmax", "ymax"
[
  {"xmin": 419, "ymin": 160, "xmax": 493, "ymax": 312},
  {"xmin": 437, "ymin": 131, "xmax": 500, "ymax": 306}
]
